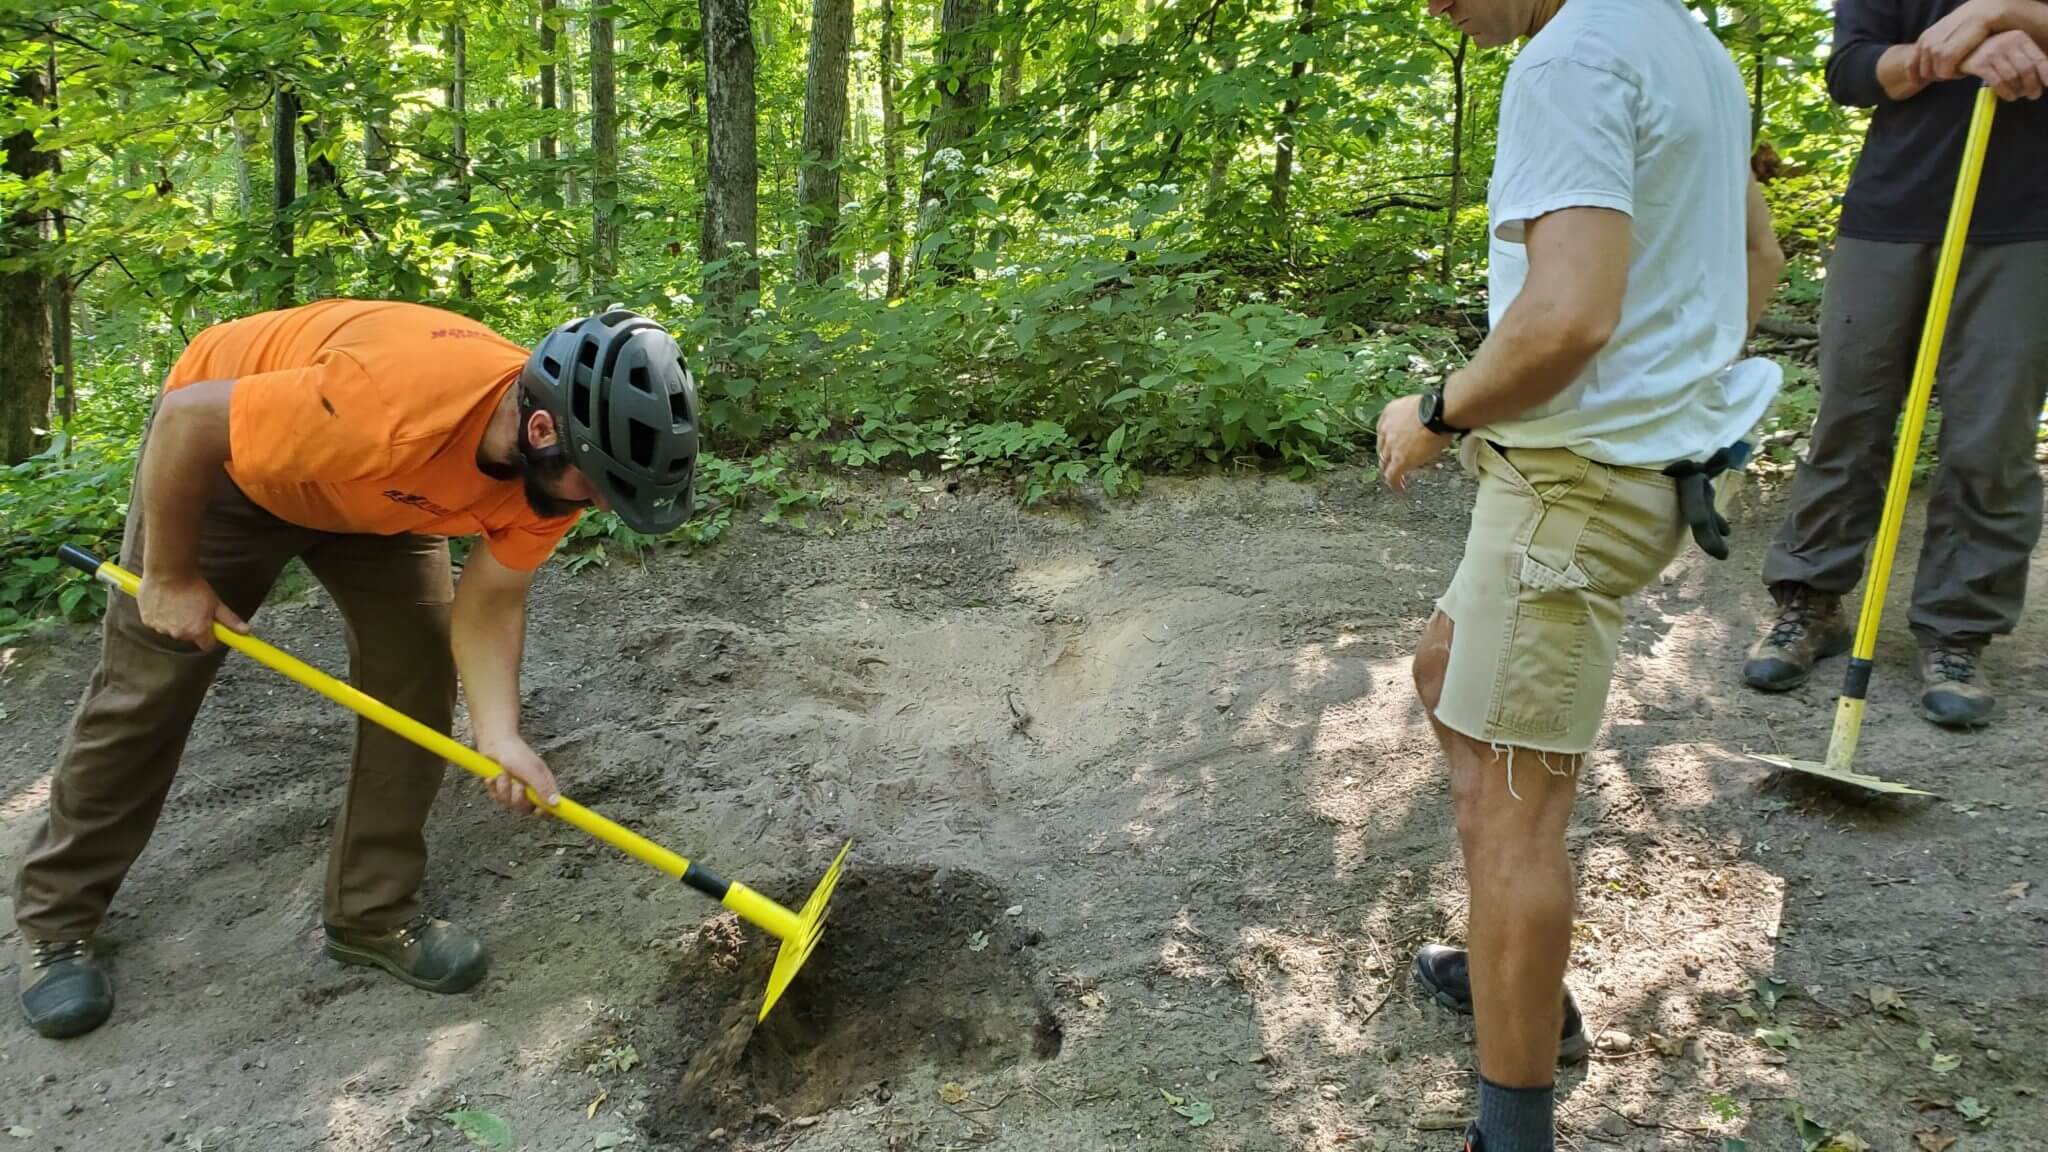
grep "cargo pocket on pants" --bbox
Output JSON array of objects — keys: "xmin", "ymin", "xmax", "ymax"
[{"xmin": 1491, "ymin": 595, "xmax": 1589, "ymax": 745}]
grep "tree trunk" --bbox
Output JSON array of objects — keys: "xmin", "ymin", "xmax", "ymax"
[
  {"xmin": 119, "ymin": 89, "xmax": 140, "ymax": 190},
  {"xmin": 47, "ymin": 46, "xmax": 73, "ymax": 445},
  {"xmin": 234, "ymin": 115, "xmax": 256, "ymax": 212},
  {"xmin": 683, "ymin": 80, "xmax": 703, "ymax": 172},
  {"xmin": 999, "ymin": 0, "xmax": 1025, "ymax": 106},
  {"xmin": 305, "ymin": 114, "xmax": 338, "ymax": 194},
  {"xmin": 591, "ymin": 7, "xmax": 620, "ymax": 306},
  {"xmin": 1267, "ymin": 0, "xmax": 1314, "ymax": 241},
  {"xmin": 797, "ymin": 0, "xmax": 855, "ymax": 284},
  {"xmin": 540, "ymin": 0, "xmax": 560, "ymax": 209},
  {"xmin": 701, "ymin": 0, "xmax": 761, "ymax": 315},
  {"xmin": 364, "ymin": 20, "xmax": 392, "ymax": 183},
  {"xmin": 445, "ymin": 20, "xmax": 473, "ymax": 300},
  {"xmin": 880, "ymin": 0, "xmax": 905, "ymax": 298},
  {"xmin": 1440, "ymin": 34, "xmax": 1466, "ymax": 284},
  {"xmin": 272, "ymin": 85, "xmax": 299, "ymax": 308},
  {"xmin": 561, "ymin": 9, "xmax": 581, "ymax": 212},
  {"xmin": 364, "ymin": 116, "xmax": 391, "ymax": 175},
  {"xmin": 1752, "ymin": 43, "xmax": 1766, "ymax": 142},
  {"xmin": 2, "ymin": 65, "xmax": 55, "ymax": 464},
  {"xmin": 916, "ymin": 0, "xmax": 994, "ymax": 282},
  {"xmin": 1204, "ymin": 19, "xmax": 1241, "ymax": 210}
]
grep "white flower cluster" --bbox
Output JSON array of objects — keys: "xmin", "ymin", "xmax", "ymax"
[{"xmin": 934, "ymin": 147, "xmax": 966, "ymax": 172}]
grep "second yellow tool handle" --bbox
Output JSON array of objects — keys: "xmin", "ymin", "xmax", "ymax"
[
  {"xmin": 64, "ymin": 547, "xmax": 802, "ymax": 943},
  {"xmin": 1849, "ymin": 85, "xmax": 1996, "ymax": 665}
]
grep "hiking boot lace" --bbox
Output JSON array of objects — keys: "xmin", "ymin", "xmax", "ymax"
[
  {"xmin": 1928, "ymin": 648, "xmax": 1976, "ymax": 684},
  {"xmin": 30, "ymin": 939, "xmax": 88, "ymax": 969},
  {"xmin": 1766, "ymin": 601, "xmax": 1815, "ymax": 649},
  {"xmin": 390, "ymin": 913, "xmax": 437, "ymax": 949}
]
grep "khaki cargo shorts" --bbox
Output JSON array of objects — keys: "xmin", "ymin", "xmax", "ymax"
[{"xmin": 1433, "ymin": 438, "xmax": 1687, "ymax": 757}]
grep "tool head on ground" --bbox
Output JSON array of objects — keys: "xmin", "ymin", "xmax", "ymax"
[
  {"xmin": 520, "ymin": 309, "xmax": 701, "ymax": 535},
  {"xmin": 55, "ymin": 544, "xmax": 851, "ymax": 1022},
  {"xmin": 1749, "ymin": 692, "xmax": 1935, "ymax": 796},
  {"xmin": 760, "ymin": 839, "xmax": 853, "ymax": 1021},
  {"xmin": 1749, "ymin": 754, "xmax": 1937, "ymax": 797}
]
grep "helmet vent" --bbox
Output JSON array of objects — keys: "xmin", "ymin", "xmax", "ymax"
[
  {"xmin": 629, "ymin": 365, "xmax": 652, "ymax": 394},
  {"xmin": 629, "ymin": 419, "xmax": 656, "ymax": 468}
]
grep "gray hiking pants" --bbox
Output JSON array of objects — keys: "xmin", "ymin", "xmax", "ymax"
[{"xmin": 1762, "ymin": 236, "xmax": 2048, "ymax": 649}]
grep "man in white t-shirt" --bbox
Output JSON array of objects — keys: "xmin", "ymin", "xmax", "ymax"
[{"xmin": 1373, "ymin": 0, "xmax": 1784, "ymax": 1148}]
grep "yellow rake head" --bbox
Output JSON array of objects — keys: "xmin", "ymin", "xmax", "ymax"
[
  {"xmin": 761, "ymin": 839, "xmax": 852, "ymax": 1021},
  {"xmin": 1748, "ymin": 752, "xmax": 1936, "ymax": 797}
]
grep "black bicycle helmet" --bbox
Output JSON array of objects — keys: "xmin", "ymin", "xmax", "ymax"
[{"xmin": 520, "ymin": 309, "xmax": 701, "ymax": 534}]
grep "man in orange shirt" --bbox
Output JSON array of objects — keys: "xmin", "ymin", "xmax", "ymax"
[{"xmin": 14, "ymin": 300, "xmax": 701, "ymax": 1039}]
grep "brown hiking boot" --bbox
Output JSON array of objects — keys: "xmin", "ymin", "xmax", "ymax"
[
  {"xmin": 1919, "ymin": 645, "xmax": 1995, "ymax": 730},
  {"xmin": 1743, "ymin": 588, "xmax": 1851, "ymax": 692},
  {"xmin": 323, "ymin": 914, "xmax": 488, "ymax": 994}
]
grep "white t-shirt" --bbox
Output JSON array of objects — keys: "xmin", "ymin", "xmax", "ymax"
[{"xmin": 1480, "ymin": 0, "xmax": 1781, "ymax": 470}]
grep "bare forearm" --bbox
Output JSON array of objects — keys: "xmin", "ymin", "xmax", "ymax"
[
  {"xmin": 451, "ymin": 584, "xmax": 529, "ymax": 746},
  {"xmin": 1441, "ymin": 300, "xmax": 1606, "ymax": 431},
  {"xmin": 140, "ymin": 381, "xmax": 235, "ymax": 579},
  {"xmin": 1744, "ymin": 179, "xmax": 1787, "ymax": 340},
  {"xmin": 1747, "ymin": 253, "xmax": 1785, "ymax": 339}
]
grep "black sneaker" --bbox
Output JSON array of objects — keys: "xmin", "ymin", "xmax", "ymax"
[
  {"xmin": 1743, "ymin": 587, "xmax": 1852, "ymax": 692},
  {"xmin": 1919, "ymin": 645, "xmax": 1995, "ymax": 729},
  {"xmin": 1412, "ymin": 943, "xmax": 1590, "ymax": 1065},
  {"xmin": 1463, "ymin": 1122, "xmax": 1484, "ymax": 1150},
  {"xmin": 17, "ymin": 937, "xmax": 114, "ymax": 1039}
]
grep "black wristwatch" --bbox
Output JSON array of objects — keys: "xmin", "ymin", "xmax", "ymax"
[{"xmin": 1418, "ymin": 388, "xmax": 1465, "ymax": 436}]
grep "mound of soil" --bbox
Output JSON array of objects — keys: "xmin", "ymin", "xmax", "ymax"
[{"xmin": 642, "ymin": 865, "xmax": 1062, "ymax": 1146}]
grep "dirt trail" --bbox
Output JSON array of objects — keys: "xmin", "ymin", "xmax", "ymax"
[{"xmin": 2, "ymin": 465, "xmax": 2043, "ymax": 1152}]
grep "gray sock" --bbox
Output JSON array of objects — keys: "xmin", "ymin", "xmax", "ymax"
[{"xmin": 1474, "ymin": 1077, "xmax": 1554, "ymax": 1152}]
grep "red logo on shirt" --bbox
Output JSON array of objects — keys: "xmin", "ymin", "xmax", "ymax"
[
  {"xmin": 382, "ymin": 489, "xmax": 454, "ymax": 517},
  {"xmin": 430, "ymin": 328, "xmax": 489, "ymax": 340}
]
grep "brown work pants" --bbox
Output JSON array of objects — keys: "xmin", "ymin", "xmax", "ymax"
[{"xmin": 13, "ymin": 433, "xmax": 457, "ymax": 941}]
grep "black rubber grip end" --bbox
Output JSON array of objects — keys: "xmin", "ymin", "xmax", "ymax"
[
  {"xmin": 1843, "ymin": 658, "xmax": 1874, "ymax": 701},
  {"xmin": 57, "ymin": 544, "xmax": 104, "ymax": 575},
  {"xmin": 682, "ymin": 861, "xmax": 731, "ymax": 900}
]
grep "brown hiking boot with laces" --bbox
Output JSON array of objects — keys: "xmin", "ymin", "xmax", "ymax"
[
  {"xmin": 323, "ymin": 914, "xmax": 488, "ymax": 994},
  {"xmin": 1920, "ymin": 645, "xmax": 1996, "ymax": 730},
  {"xmin": 1744, "ymin": 587, "xmax": 1852, "ymax": 692}
]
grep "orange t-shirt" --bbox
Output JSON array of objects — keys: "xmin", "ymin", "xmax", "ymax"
[{"xmin": 163, "ymin": 299, "xmax": 582, "ymax": 571}]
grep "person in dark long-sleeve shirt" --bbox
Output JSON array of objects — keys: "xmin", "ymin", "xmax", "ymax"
[{"xmin": 1745, "ymin": 0, "xmax": 2048, "ymax": 729}]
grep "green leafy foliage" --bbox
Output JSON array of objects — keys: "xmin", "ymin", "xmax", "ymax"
[
  {"xmin": 0, "ymin": 370, "xmax": 151, "ymax": 642},
  {"xmin": 0, "ymin": 0, "xmax": 1867, "ymax": 638},
  {"xmin": 439, "ymin": 1110, "xmax": 511, "ymax": 1150}
]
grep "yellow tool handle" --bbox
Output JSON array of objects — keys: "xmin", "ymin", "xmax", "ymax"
[
  {"xmin": 1849, "ymin": 86, "xmax": 1996, "ymax": 668},
  {"xmin": 60, "ymin": 545, "xmax": 802, "ymax": 943}
]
